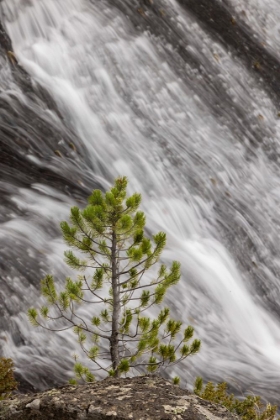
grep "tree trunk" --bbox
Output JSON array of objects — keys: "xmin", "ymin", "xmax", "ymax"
[{"xmin": 110, "ymin": 229, "xmax": 120, "ymax": 376}]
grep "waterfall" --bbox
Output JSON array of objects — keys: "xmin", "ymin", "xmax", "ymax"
[{"xmin": 1, "ymin": 0, "xmax": 280, "ymax": 402}]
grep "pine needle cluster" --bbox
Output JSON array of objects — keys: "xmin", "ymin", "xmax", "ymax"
[
  {"xmin": 194, "ymin": 377, "xmax": 278, "ymax": 420},
  {"xmin": 28, "ymin": 177, "xmax": 200, "ymax": 382},
  {"xmin": 0, "ymin": 358, "xmax": 17, "ymax": 400}
]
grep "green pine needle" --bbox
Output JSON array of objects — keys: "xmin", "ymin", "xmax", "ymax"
[
  {"xmin": 118, "ymin": 359, "xmax": 130, "ymax": 373},
  {"xmin": 28, "ymin": 308, "xmax": 39, "ymax": 326},
  {"xmin": 173, "ymin": 376, "xmax": 180, "ymax": 385}
]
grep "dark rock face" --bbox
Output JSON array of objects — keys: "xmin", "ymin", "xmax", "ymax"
[
  {"xmin": 0, "ymin": 21, "xmax": 95, "ymax": 199},
  {"xmin": 0, "ymin": 376, "xmax": 238, "ymax": 420}
]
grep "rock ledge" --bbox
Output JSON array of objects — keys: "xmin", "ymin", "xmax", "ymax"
[{"xmin": 0, "ymin": 375, "xmax": 239, "ymax": 420}]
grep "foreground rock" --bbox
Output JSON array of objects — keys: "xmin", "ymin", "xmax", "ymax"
[{"xmin": 0, "ymin": 375, "xmax": 238, "ymax": 420}]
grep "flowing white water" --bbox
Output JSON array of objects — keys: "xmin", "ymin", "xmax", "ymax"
[
  {"xmin": 1, "ymin": 0, "xmax": 280, "ymax": 400},
  {"xmin": 229, "ymin": 0, "xmax": 280, "ymax": 52}
]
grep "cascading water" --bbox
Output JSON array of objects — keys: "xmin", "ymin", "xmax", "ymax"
[{"xmin": 1, "ymin": 0, "xmax": 280, "ymax": 403}]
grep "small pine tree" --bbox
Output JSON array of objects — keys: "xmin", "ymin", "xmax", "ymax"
[
  {"xmin": 194, "ymin": 377, "xmax": 278, "ymax": 420},
  {"xmin": 0, "ymin": 358, "xmax": 17, "ymax": 400},
  {"xmin": 28, "ymin": 177, "xmax": 200, "ymax": 381}
]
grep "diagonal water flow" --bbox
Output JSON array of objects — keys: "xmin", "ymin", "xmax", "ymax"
[
  {"xmin": 1, "ymin": 0, "xmax": 280, "ymax": 399},
  {"xmin": 229, "ymin": 0, "xmax": 280, "ymax": 52}
]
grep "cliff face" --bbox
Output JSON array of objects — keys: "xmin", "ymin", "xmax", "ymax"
[{"xmin": 0, "ymin": 376, "xmax": 238, "ymax": 420}]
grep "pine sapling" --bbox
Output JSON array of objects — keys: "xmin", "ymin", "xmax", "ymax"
[{"xmin": 29, "ymin": 176, "xmax": 200, "ymax": 382}]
